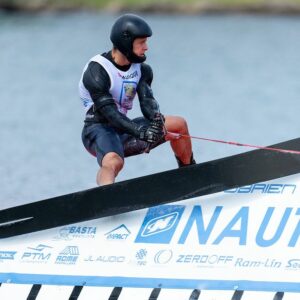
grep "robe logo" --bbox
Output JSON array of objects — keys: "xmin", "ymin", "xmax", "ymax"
[{"xmin": 55, "ymin": 246, "xmax": 79, "ymax": 265}]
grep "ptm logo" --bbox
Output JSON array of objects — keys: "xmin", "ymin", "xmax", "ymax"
[
  {"xmin": 21, "ymin": 244, "xmax": 52, "ymax": 262},
  {"xmin": 27, "ymin": 245, "xmax": 51, "ymax": 252},
  {"xmin": 135, "ymin": 205, "xmax": 185, "ymax": 244}
]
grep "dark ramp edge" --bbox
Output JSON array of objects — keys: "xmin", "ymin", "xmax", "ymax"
[
  {"xmin": 189, "ymin": 289, "xmax": 201, "ymax": 300},
  {"xmin": 108, "ymin": 287, "xmax": 122, "ymax": 300},
  {"xmin": 1, "ymin": 138, "xmax": 300, "ymax": 238},
  {"xmin": 26, "ymin": 284, "xmax": 41, "ymax": 300},
  {"xmin": 149, "ymin": 288, "xmax": 161, "ymax": 300},
  {"xmin": 232, "ymin": 290, "xmax": 244, "ymax": 300},
  {"xmin": 69, "ymin": 285, "xmax": 83, "ymax": 300},
  {"xmin": 273, "ymin": 292, "xmax": 284, "ymax": 300}
]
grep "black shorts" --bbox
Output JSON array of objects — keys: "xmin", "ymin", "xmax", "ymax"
[{"xmin": 82, "ymin": 117, "xmax": 165, "ymax": 166}]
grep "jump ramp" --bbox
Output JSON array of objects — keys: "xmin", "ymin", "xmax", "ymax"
[{"xmin": 1, "ymin": 138, "xmax": 300, "ymax": 300}]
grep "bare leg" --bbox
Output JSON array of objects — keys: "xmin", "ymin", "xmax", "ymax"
[
  {"xmin": 164, "ymin": 115, "xmax": 193, "ymax": 165},
  {"xmin": 97, "ymin": 152, "xmax": 124, "ymax": 186}
]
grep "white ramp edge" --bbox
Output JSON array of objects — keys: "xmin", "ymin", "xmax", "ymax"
[{"xmin": 1, "ymin": 283, "xmax": 300, "ymax": 300}]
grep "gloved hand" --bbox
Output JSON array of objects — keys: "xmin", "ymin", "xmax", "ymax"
[
  {"xmin": 139, "ymin": 123, "xmax": 165, "ymax": 143},
  {"xmin": 150, "ymin": 113, "xmax": 165, "ymax": 133}
]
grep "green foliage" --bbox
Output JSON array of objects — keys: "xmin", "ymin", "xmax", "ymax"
[{"xmin": 1, "ymin": 0, "xmax": 300, "ymax": 10}]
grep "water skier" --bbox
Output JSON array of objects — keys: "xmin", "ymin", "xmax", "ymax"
[{"xmin": 79, "ymin": 14, "xmax": 195, "ymax": 185}]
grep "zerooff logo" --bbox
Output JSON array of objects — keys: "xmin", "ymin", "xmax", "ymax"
[{"xmin": 135, "ymin": 205, "xmax": 185, "ymax": 244}]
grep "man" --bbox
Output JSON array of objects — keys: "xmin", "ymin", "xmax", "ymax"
[{"xmin": 79, "ymin": 14, "xmax": 195, "ymax": 186}]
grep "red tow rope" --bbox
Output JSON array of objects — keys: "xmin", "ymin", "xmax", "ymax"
[{"xmin": 168, "ymin": 132, "xmax": 300, "ymax": 155}]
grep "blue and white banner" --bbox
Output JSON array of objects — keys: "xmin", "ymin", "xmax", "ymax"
[{"xmin": 1, "ymin": 174, "xmax": 300, "ymax": 292}]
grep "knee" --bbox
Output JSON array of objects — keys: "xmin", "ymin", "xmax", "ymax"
[
  {"xmin": 175, "ymin": 116, "xmax": 188, "ymax": 129},
  {"xmin": 165, "ymin": 115, "xmax": 188, "ymax": 133},
  {"xmin": 102, "ymin": 152, "xmax": 124, "ymax": 174}
]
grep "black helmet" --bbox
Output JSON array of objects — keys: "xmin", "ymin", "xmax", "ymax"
[{"xmin": 110, "ymin": 14, "xmax": 152, "ymax": 63}]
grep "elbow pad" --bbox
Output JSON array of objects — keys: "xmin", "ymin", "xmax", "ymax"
[
  {"xmin": 94, "ymin": 95, "xmax": 115, "ymax": 110},
  {"xmin": 93, "ymin": 95, "xmax": 115, "ymax": 111}
]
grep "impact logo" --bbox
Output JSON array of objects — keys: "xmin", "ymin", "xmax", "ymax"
[
  {"xmin": 0, "ymin": 251, "xmax": 17, "ymax": 262},
  {"xmin": 21, "ymin": 244, "xmax": 52, "ymax": 263},
  {"xmin": 53, "ymin": 226, "xmax": 97, "ymax": 240},
  {"xmin": 55, "ymin": 246, "xmax": 79, "ymax": 265},
  {"xmin": 105, "ymin": 224, "xmax": 131, "ymax": 240},
  {"xmin": 135, "ymin": 205, "xmax": 185, "ymax": 244}
]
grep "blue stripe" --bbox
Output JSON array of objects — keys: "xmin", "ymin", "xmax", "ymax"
[{"xmin": 0, "ymin": 273, "xmax": 300, "ymax": 292}]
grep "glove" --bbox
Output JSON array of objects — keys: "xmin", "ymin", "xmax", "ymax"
[
  {"xmin": 139, "ymin": 123, "xmax": 165, "ymax": 143},
  {"xmin": 151, "ymin": 113, "xmax": 165, "ymax": 133}
]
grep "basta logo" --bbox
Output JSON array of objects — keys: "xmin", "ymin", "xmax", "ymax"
[{"xmin": 53, "ymin": 226, "xmax": 97, "ymax": 240}]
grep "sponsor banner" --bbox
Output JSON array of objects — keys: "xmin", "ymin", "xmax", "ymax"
[
  {"xmin": 1, "ymin": 175, "xmax": 300, "ymax": 291},
  {"xmin": 0, "ymin": 251, "xmax": 17, "ymax": 261}
]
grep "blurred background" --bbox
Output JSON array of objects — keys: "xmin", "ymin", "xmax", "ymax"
[{"xmin": 1, "ymin": 0, "xmax": 300, "ymax": 209}]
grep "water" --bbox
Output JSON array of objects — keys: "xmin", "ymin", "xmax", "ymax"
[{"xmin": 1, "ymin": 12, "xmax": 300, "ymax": 209}]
